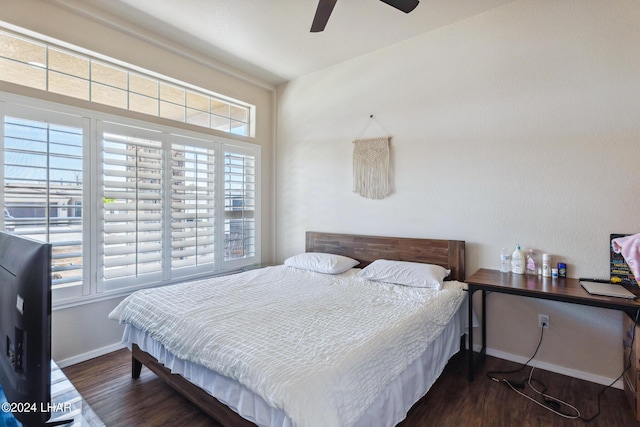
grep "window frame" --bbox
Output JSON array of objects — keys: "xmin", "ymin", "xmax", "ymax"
[{"xmin": 0, "ymin": 92, "xmax": 261, "ymax": 309}]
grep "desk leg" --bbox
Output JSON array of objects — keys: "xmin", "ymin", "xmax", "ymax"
[
  {"xmin": 468, "ymin": 287, "xmax": 475, "ymax": 381},
  {"xmin": 468, "ymin": 287, "xmax": 487, "ymax": 381},
  {"xmin": 481, "ymin": 289, "xmax": 487, "ymax": 357}
]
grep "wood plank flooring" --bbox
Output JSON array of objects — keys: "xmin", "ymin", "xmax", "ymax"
[{"xmin": 62, "ymin": 349, "xmax": 640, "ymax": 427}]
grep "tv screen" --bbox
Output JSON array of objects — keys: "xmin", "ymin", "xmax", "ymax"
[{"xmin": 0, "ymin": 232, "xmax": 52, "ymax": 426}]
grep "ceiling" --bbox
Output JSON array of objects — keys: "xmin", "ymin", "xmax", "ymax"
[{"xmin": 55, "ymin": 0, "xmax": 516, "ymax": 86}]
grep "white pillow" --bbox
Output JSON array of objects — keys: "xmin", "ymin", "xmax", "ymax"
[
  {"xmin": 284, "ymin": 252, "xmax": 359, "ymax": 274},
  {"xmin": 358, "ymin": 259, "xmax": 450, "ymax": 290}
]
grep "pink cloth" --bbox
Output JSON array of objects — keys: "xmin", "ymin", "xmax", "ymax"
[{"xmin": 612, "ymin": 233, "xmax": 640, "ymax": 284}]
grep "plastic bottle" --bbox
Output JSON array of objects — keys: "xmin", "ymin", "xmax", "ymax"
[
  {"xmin": 542, "ymin": 253, "xmax": 551, "ymax": 277},
  {"xmin": 500, "ymin": 248, "xmax": 511, "ymax": 273},
  {"xmin": 558, "ymin": 262, "xmax": 567, "ymax": 278},
  {"xmin": 511, "ymin": 244, "xmax": 525, "ymax": 274},
  {"xmin": 525, "ymin": 249, "xmax": 538, "ymax": 275}
]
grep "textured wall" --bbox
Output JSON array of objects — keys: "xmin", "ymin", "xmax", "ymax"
[{"xmin": 276, "ymin": 0, "xmax": 640, "ymax": 382}]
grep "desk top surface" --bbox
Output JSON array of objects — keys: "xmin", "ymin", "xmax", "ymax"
[{"xmin": 467, "ymin": 268, "xmax": 640, "ymax": 313}]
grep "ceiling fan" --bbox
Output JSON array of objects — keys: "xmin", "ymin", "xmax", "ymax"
[{"xmin": 311, "ymin": 0, "xmax": 420, "ymax": 32}]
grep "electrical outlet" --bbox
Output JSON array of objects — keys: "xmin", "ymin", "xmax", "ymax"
[{"xmin": 538, "ymin": 314, "xmax": 550, "ymax": 329}]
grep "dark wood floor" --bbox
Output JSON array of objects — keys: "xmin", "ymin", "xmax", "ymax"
[{"xmin": 62, "ymin": 349, "xmax": 640, "ymax": 427}]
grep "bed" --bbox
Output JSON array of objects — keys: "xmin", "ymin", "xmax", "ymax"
[{"xmin": 109, "ymin": 231, "xmax": 467, "ymax": 427}]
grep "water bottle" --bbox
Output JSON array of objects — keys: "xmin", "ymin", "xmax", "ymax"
[{"xmin": 500, "ymin": 248, "xmax": 511, "ymax": 273}]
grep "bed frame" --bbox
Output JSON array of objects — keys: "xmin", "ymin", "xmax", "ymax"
[{"xmin": 131, "ymin": 231, "xmax": 466, "ymax": 426}]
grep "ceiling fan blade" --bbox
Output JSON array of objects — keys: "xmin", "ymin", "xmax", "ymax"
[
  {"xmin": 379, "ymin": 0, "xmax": 419, "ymax": 14},
  {"xmin": 311, "ymin": 0, "xmax": 338, "ymax": 32}
]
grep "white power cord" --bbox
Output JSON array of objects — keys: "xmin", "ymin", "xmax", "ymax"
[{"xmin": 499, "ymin": 361, "xmax": 580, "ymax": 419}]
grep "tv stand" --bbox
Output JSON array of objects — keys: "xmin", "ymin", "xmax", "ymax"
[{"xmin": 0, "ymin": 360, "xmax": 103, "ymax": 427}]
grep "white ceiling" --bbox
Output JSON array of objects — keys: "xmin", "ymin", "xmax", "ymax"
[{"xmin": 56, "ymin": 0, "xmax": 516, "ymax": 86}]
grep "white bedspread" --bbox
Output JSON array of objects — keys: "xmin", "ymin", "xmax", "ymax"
[{"xmin": 109, "ymin": 266, "xmax": 466, "ymax": 427}]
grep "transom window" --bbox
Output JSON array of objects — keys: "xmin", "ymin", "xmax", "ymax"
[{"xmin": 0, "ymin": 29, "xmax": 252, "ymax": 137}]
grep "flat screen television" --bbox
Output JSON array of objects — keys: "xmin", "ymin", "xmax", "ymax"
[{"xmin": 0, "ymin": 232, "xmax": 52, "ymax": 427}]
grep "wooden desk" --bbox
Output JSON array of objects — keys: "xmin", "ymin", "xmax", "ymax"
[{"xmin": 466, "ymin": 268, "xmax": 640, "ymax": 381}]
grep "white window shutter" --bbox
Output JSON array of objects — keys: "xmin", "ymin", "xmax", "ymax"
[
  {"xmin": 170, "ymin": 138, "xmax": 216, "ymax": 275},
  {"xmin": 223, "ymin": 147, "xmax": 257, "ymax": 263},
  {"xmin": 2, "ymin": 109, "xmax": 87, "ymax": 301},
  {"xmin": 101, "ymin": 122, "xmax": 163, "ymax": 289}
]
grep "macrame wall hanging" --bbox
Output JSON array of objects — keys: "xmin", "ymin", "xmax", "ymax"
[{"xmin": 352, "ymin": 116, "xmax": 391, "ymax": 200}]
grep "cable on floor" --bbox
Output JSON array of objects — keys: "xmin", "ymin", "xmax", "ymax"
[
  {"xmin": 579, "ymin": 308, "xmax": 640, "ymax": 422},
  {"xmin": 486, "ymin": 319, "xmax": 579, "ymax": 419},
  {"xmin": 486, "ymin": 309, "xmax": 640, "ymax": 421}
]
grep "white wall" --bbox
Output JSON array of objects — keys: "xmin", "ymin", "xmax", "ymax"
[
  {"xmin": 2, "ymin": 0, "xmax": 275, "ymax": 364},
  {"xmin": 276, "ymin": 0, "xmax": 640, "ymax": 383}
]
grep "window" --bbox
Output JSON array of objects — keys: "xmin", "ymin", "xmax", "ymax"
[
  {"xmin": 224, "ymin": 149, "xmax": 257, "ymax": 263},
  {"xmin": 171, "ymin": 137, "xmax": 217, "ymax": 276},
  {"xmin": 100, "ymin": 122, "xmax": 164, "ymax": 290},
  {"xmin": 1, "ymin": 94, "xmax": 260, "ymax": 306},
  {"xmin": 0, "ymin": 29, "xmax": 253, "ymax": 137},
  {"xmin": 1, "ymin": 104, "xmax": 89, "ymax": 301}
]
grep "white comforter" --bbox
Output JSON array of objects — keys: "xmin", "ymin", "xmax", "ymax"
[{"xmin": 109, "ymin": 266, "xmax": 466, "ymax": 427}]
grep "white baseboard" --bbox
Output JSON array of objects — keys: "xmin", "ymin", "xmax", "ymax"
[
  {"xmin": 475, "ymin": 344, "xmax": 623, "ymax": 390},
  {"xmin": 55, "ymin": 342, "xmax": 127, "ymax": 368}
]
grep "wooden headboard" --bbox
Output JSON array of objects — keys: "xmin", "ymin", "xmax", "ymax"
[{"xmin": 305, "ymin": 231, "xmax": 466, "ymax": 281}]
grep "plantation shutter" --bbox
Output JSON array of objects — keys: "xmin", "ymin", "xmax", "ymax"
[
  {"xmin": 170, "ymin": 137, "xmax": 216, "ymax": 276},
  {"xmin": 100, "ymin": 121, "xmax": 163, "ymax": 290},
  {"xmin": 223, "ymin": 146, "xmax": 257, "ymax": 263},
  {"xmin": 2, "ymin": 106, "xmax": 88, "ymax": 301}
]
